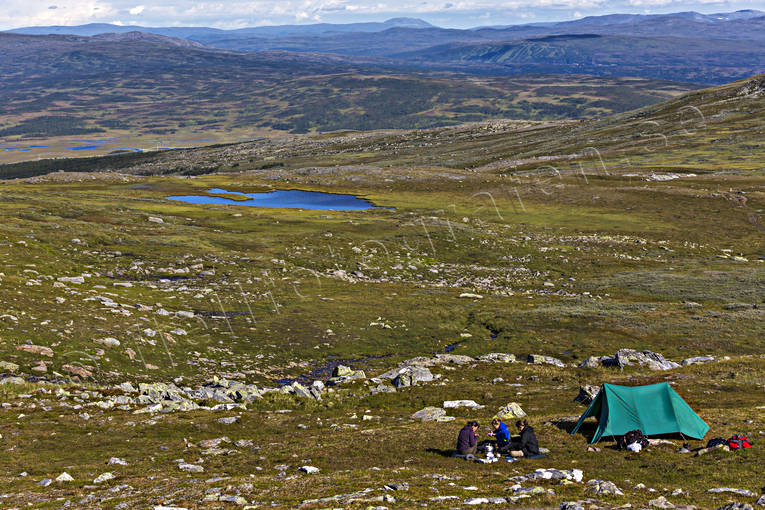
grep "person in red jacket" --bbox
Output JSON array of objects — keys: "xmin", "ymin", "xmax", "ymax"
[{"xmin": 456, "ymin": 420, "xmax": 479, "ymax": 455}]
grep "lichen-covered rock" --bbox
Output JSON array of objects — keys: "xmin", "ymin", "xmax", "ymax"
[
  {"xmin": 333, "ymin": 365, "xmax": 355, "ymax": 377},
  {"xmin": 327, "ymin": 366, "xmax": 366, "ymax": 386},
  {"xmin": 615, "ymin": 349, "xmax": 679, "ymax": 371},
  {"xmin": 178, "ymin": 463, "xmax": 204, "ymax": 473},
  {"xmin": 434, "ymin": 354, "xmax": 474, "ymax": 365},
  {"xmin": 527, "ymin": 354, "xmax": 565, "ymax": 367},
  {"xmin": 587, "ymin": 479, "xmax": 624, "ymax": 496},
  {"xmin": 477, "ymin": 353, "xmax": 516, "ymax": 363},
  {"xmin": 62, "ymin": 364, "xmax": 93, "ymax": 378},
  {"xmin": 682, "ymin": 355, "xmax": 715, "ymax": 366},
  {"xmin": 369, "ymin": 383, "xmax": 396, "ymax": 395},
  {"xmin": 509, "ymin": 468, "xmax": 583, "ymax": 483},
  {"xmin": 93, "ymin": 472, "xmax": 115, "ymax": 483},
  {"xmin": 94, "ymin": 337, "xmax": 120, "ymax": 348},
  {"xmin": 55, "ymin": 472, "xmax": 74, "ymax": 482},
  {"xmin": 138, "ymin": 382, "xmax": 186, "ymax": 403},
  {"xmin": 0, "ymin": 376, "xmax": 25, "ymax": 385},
  {"xmin": 392, "ymin": 366, "xmax": 434, "ymax": 388},
  {"xmin": 16, "ymin": 344, "xmax": 54, "ymax": 357},
  {"xmin": 649, "ymin": 496, "xmax": 675, "ymax": 508},
  {"xmin": 560, "ymin": 502, "xmax": 586, "ymax": 510},
  {"xmin": 0, "ymin": 361, "xmax": 20, "ymax": 373},
  {"xmin": 443, "ymin": 400, "xmax": 483, "ymax": 408},
  {"xmin": 411, "ymin": 407, "xmax": 447, "ymax": 421},
  {"xmin": 496, "ymin": 402, "xmax": 527, "ymax": 419},
  {"xmin": 716, "ymin": 504, "xmax": 755, "ymax": 510},
  {"xmin": 707, "ymin": 488, "xmax": 757, "ymax": 497},
  {"xmin": 578, "ymin": 356, "xmax": 602, "ymax": 368},
  {"xmin": 574, "ymin": 385, "xmax": 601, "ymax": 406}
]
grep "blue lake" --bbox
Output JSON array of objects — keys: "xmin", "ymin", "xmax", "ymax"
[
  {"xmin": 69, "ymin": 145, "xmax": 100, "ymax": 151},
  {"xmin": 167, "ymin": 188, "xmax": 382, "ymax": 211}
]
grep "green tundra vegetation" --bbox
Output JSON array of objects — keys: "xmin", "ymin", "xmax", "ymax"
[{"xmin": 0, "ymin": 75, "xmax": 761, "ymax": 508}]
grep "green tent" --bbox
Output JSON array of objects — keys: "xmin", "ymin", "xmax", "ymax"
[{"xmin": 571, "ymin": 382, "xmax": 709, "ymax": 443}]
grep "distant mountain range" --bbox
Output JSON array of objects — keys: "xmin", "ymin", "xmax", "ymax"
[
  {"xmin": 5, "ymin": 17, "xmax": 434, "ymax": 39},
  {"xmin": 4, "ymin": 10, "xmax": 764, "ymax": 85}
]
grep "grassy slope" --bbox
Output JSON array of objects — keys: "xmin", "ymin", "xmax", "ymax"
[{"xmin": 0, "ymin": 76, "xmax": 762, "ymax": 508}]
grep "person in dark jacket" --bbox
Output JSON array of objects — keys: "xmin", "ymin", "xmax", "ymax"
[
  {"xmin": 456, "ymin": 420, "xmax": 479, "ymax": 455},
  {"xmin": 512, "ymin": 419, "xmax": 540, "ymax": 457}
]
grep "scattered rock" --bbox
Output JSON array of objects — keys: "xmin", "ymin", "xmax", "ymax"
[
  {"xmin": 458, "ymin": 293, "xmax": 483, "ymax": 299},
  {"xmin": 411, "ymin": 407, "xmax": 447, "ymax": 421},
  {"xmin": 578, "ymin": 356, "xmax": 603, "ymax": 368},
  {"xmin": 509, "ymin": 468, "xmax": 583, "ymax": 483},
  {"xmin": 218, "ymin": 416, "xmax": 238, "ymax": 425},
  {"xmin": 0, "ymin": 376, "xmax": 25, "ymax": 385},
  {"xmin": 574, "ymin": 385, "xmax": 601, "ymax": 406},
  {"xmin": 327, "ymin": 365, "xmax": 366, "ymax": 386},
  {"xmin": 716, "ymin": 504, "xmax": 754, "ymax": 510},
  {"xmin": 443, "ymin": 400, "xmax": 483, "ymax": 409},
  {"xmin": 16, "ymin": 344, "xmax": 54, "ymax": 357},
  {"xmin": 650, "ymin": 496, "xmax": 676, "ymax": 508},
  {"xmin": 707, "ymin": 488, "xmax": 757, "ymax": 497},
  {"xmin": 31, "ymin": 360, "xmax": 48, "ymax": 373},
  {"xmin": 0, "ymin": 361, "xmax": 19, "ymax": 372},
  {"xmin": 682, "ymin": 355, "xmax": 715, "ymax": 366},
  {"xmin": 94, "ymin": 472, "xmax": 115, "ymax": 483},
  {"xmin": 477, "ymin": 353, "xmax": 516, "ymax": 363},
  {"xmin": 57, "ymin": 276, "xmax": 85, "ymax": 284},
  {"xmin": 392, "ymin": 366, "xmax": 434, "ymax": 388},
  {"xmin": 56, "ymin": 472, "xmax": 74, "ymax": 482},
  {"xmin": 434, "ymin": 354, "xmax": 475, "ymax": 365},
  {"xmin": 614, "ymin": 349, "xmax": 680, "ymax": 371},
  {"xmin": 527, "ymin": 354, "xmax": 565, "ymax": 367},
  {"xmin": 495, "ymin": 402, "xmax": 527, "ymax": 419},
  {"xmin": 95, "ymin": 337, "xmax": 121, "ymax": 348},
  {"xmin": 587, "ymin": 479, "xmax": 624, "ymax": 496},
  {"xmin": 38, "ymin": 478, "xmax": 53, "ymax": 487},
  {"xmin": 108, "ymin": 457, "xmax": 128, "ymax": 465},
  {"xmin": 299, "ymin": 466, "xmax": 320, "ymax": 474},
  {"xmin": 62, "ymin": 364, "xmax": 93, "ymax": 378},
  {"xmin": 178, "ymin": 463, "xmax": 204, "ymax": 473},
  {"xmin": 148, "ymin": 216, "xmax": 164, "ymax": 224}
]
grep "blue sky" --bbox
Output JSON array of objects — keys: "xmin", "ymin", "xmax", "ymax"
[{"xmin": 1, "ymin": 0, "xmax": 763, "ymax": 30}]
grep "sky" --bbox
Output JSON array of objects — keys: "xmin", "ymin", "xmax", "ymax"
[{"xmin": 1, "ymin": 0, "xmax": 763, "ymax": 30}]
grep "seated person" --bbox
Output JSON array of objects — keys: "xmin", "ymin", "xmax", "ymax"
[
  {"xmin": 456, "ymin": 420, "xmax": 479, "ymax": 456},
  {"xmin": 488, "ymin": 418, "xmax": 511, "ymax": 452},
  {"xmin": 509, "ymin": 419, "xmax": 541, "ymax": 458}
]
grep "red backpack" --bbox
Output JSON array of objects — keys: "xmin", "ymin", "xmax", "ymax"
[{"xmin": 727, "ymin": 435, "xmax": 752, "ymax": 450}]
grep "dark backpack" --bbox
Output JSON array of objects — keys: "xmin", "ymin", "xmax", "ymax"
[
  {"xmin": 706, "ymin": 437, "xmax": 727, "ymax": 448},
  {"xmin": 620, "ymin": 429, "xmax": 649, "ymax": 449},
  {"xmin": 727, "ymin": 435, "xmax": 752, "ymax": 450}
]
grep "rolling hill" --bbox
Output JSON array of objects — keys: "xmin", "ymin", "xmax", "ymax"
[
  {"xmin": 0, "ymin": 31, "xmax": 698, "ymax": 164},
  {"xmin": 2, "ymin": 73, "xmax": 761, "ymax": 181}
]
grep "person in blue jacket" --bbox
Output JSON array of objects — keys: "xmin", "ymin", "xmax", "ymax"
[{"xmin": 489, "ymin": 418, "xmax": 511, "ymax": 452}]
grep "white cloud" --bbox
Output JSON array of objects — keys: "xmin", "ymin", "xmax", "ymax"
[
  {"xmin": 0, "ymin": 1, "xmax": 118, "ymax": 29},
  {"xmin": 0, "ymin": 0, "xmax": 759, "ymax": 30}
]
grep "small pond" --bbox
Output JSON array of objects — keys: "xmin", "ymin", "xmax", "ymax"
[{"xmin": 167, "ymin": 188, "xmax": 383, "ymax": 211}]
